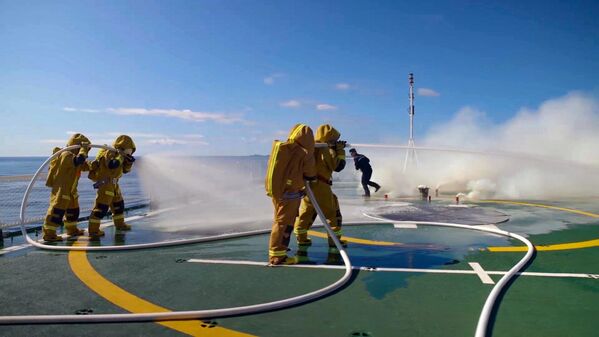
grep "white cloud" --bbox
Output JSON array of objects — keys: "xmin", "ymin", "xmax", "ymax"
[
  {"xmin": 64, "ymin": 107, "xmax": 246, "ymax": 124},
  {"xmin": 40, "ymin": 137, "xmax": 113, "ymax": 145},
  {"xmin": 417, "ymin": 88, "xmax": 440, "ymax": 97},
  {"xmin": 263, "ymin": 73, "xmax": 285, "ymax": 85},
  {"xmin": 44, "ymin": 132, "xmax": 207, "ymax": 147},
  {"xmin": 182, "ymin": 134, "xmax": 205, "ymax": 139},
  {"xmin": 66, "ymin": 131, "xmax": 166, "ymax": 138},
  {"xmin": 316, "ymin": 103, "xmax": 338, "ymax": 111},
  {"xmin": 147, "ymin": 137, "xmax": 208, "ymax": 146},
  {"xmin": 107, "ymin": 108, "xmax": 244, "ymax": 124},
  {"xmin": 280, "ymin": 100, "xmax": 301, "ymax": 108},
  {"xmin": 335, "ymin": 83, "xmax": 351, "ymax": 90},
  {"xmin": 63, "ymin": 107, "xmax": 100, "ymax": 113},
  {"xmin": 40, "ymin": 139, "xmax": 68, "ymax": 144}
]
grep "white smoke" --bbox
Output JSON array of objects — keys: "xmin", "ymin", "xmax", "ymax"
[{"xmin": 368, "ymin": 92, "xmax": 599, "ymax": 200}]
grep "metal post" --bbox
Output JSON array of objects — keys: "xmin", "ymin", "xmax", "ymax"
[{"xmin": 403, "ymin": 73, "xmax": 418, "ymax": 172}]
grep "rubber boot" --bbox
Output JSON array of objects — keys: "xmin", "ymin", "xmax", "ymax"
[
  {"xmin": 88, "ymin": 221, "xmax": 105, "ymax": 240},
  {"xmin": 114, "ymin": 219, "xmax": 132, "ymax": 231},
  {"xmin": 296, "ymin": 245, "xmax": 311, "ymax": 263},
  {"xmin": 269, "ymin": 256, "xmax": 287, "ymax": 266},
  {"xmin": 115, "ymin": 223, "xmax": 132, "ymax": 231},
  {"xmin": 296, "ymin": 236, "xmax": 312, "ymax": 246},
  {"xmin": 65, "ymin": 224, "xmax": 85, "ymax": 236},
  {"xmin": 269, "ymin": 255, "xmax": 298, "ymax": 266},
  {"xmin": 284, "ymin": 256, "xmax": 299, "ymax": 265},
  {"xmin": 43, "ymin": 229, "xmax": 63, "ymax": 242}
]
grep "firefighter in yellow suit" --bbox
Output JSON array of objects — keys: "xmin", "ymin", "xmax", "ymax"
[
  {"xmin": 265, "ymin": 124, "xmax": 317, "ymax": 265},
  {"xmin": 294, "ymin": 124, "xmax": 346, "ymax": 247},
  {"xmin": 42, "ymin": 133, "xmax": 91, "ymax": 242},
  {"xmin": 87, "ymin": 135, "xmax": 136, "ymax": 239}
]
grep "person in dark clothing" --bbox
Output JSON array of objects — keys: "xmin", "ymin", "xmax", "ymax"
[{"xmin": 349, "ymin": 148, "xmax": 381, "ymax": 197}]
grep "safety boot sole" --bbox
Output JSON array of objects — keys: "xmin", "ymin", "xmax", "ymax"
[{"xmin": 42, "ymin": 236, "xmax": 63, "ymax": 242}]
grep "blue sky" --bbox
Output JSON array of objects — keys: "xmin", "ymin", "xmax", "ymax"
[{"xmin": 1, "ymin": 0, "xmax": 597, "ymax": 156}]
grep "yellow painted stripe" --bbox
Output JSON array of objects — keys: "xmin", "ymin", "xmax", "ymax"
[
  {"xmin": 68, "ymin": 241, "xmax": 253, "ymax": 337},
  {"xmin": 480, "ymin": 200, "xmax": 599, "ymax": 218},
  {"xmin": 481, "ymin": 200, "xmax": 599, "ymax": 252},
  {"xmin": 307, "ymin": 230, "xmax": 397, "ymax": 246},
  {"xmin": 488, "ymin": 239, "xmax": 599, "ymax": 252}
]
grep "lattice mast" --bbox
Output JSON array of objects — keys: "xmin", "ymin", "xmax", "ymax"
[{"xmin": 403, "ymin": 73, "xmax": 419, "ymax": 172}]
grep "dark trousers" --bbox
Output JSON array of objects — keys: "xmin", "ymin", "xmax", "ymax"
[{"xmin": 361, "ymin": 170, "xmax": 380, "ymax": 196}]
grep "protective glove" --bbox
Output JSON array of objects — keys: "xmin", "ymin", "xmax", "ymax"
[
  {"xmin": 125, "ymin": 154, "xmax": 136, "ymax": 163},
  {"xmin": 335, "ymin": 140, "xmax": 347, "ymax": 151},
  {"xmin": 74, "ymin": 154, "xmax": 87, "ymax": 166},
  {"xmin": 108, "ymin": 158, "xmax": 121, "ymax": 169}
]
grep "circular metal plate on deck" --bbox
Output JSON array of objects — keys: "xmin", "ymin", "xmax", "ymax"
[{"xmin": 366, "ymin": 203, "xmax": 510, "ymax": 225}]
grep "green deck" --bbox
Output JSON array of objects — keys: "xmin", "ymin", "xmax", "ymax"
[{"xmin": 1, "ymin": 198, "xmax": 598, "ymax": 337}]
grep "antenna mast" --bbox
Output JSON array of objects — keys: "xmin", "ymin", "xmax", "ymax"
[
  {"xmin": 408, "ymin": 73, "xmax": 415, "ymax": 142},
  {"xmin": 403, "ymin": 73, "xmax": 418, "ymax": 172}
]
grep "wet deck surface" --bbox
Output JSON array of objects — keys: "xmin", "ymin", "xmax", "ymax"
[{"xmin": 1, "ymin": 197, "xmax": 598, "ymax": 337}]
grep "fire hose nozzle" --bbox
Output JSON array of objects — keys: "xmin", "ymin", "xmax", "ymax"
[{"xmin": 315, "ymin": 142, "xmax": 352, "ymax": 148}]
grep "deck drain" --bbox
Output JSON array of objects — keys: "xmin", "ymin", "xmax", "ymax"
[
  {"xmin": 175, "ymin": 258, "xmax": 188, "ymax": 263},
  {"xmin": 95, "ymin": 255, "xmax": 107, "ymax": 260},
  {"xmin": 200, "ymin": 320, "xmax": 218, "ymax": 328},
  {"xmin": 349, "ymin": 331, "xmax": 372, "ymax": 337},
  {"xmin": 75, "ymin": 308, "xmax": 94, "ymax": 315}
]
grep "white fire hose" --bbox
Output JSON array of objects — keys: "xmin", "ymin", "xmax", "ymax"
[
  {"xmin": 2, "ymin": 144, "xmax": 533, "ymax": 337},
  {"xmin": 0, "ymin": 145, "xmax": 353, "ymax": 324},
  {"xmin": 363, "ymin": 214, "xmax": 535, "ymax": 337}
]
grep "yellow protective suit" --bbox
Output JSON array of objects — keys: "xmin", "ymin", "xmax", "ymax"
[
  {"xmin": 266, "ymin": 124, "xmax": 317, "ymax": 265},
  {"xmin": 42, "ymin": 133, "xmax": 90, "ymax": 241},
  {"xmin": 294, "ymin": 124, "xmax": 346, "ymax": 246},
  {"xmin": 87, "ymin": 135, "xmax": 136, "ymax": 238}
]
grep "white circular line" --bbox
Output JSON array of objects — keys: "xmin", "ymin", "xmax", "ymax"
[{"xmin": 363, "ymin": 212, "xmax": 535, "ymax": 337}]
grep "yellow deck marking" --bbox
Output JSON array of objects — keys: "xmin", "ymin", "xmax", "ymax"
[
  {"xmin": 307, "ymin": 230, "xmax": 397, "ymax": 246},
  {"xmin": 308, "ymin": 200, "xmax": 599, "ymax": 252},
  {"xmin": 481, "ymin": 200, "xmax": 599, "ymax": 252},
  {"xmin": 488, "ymin": 239, "xmax": 599, "ymax": 252},
  {"xmin": 68, "ymin": 240, "xmax": 253, "ymax": 337},
  {"xmin": 480, "ymin": 200, "xmax": 599, "ymax": 219}
]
